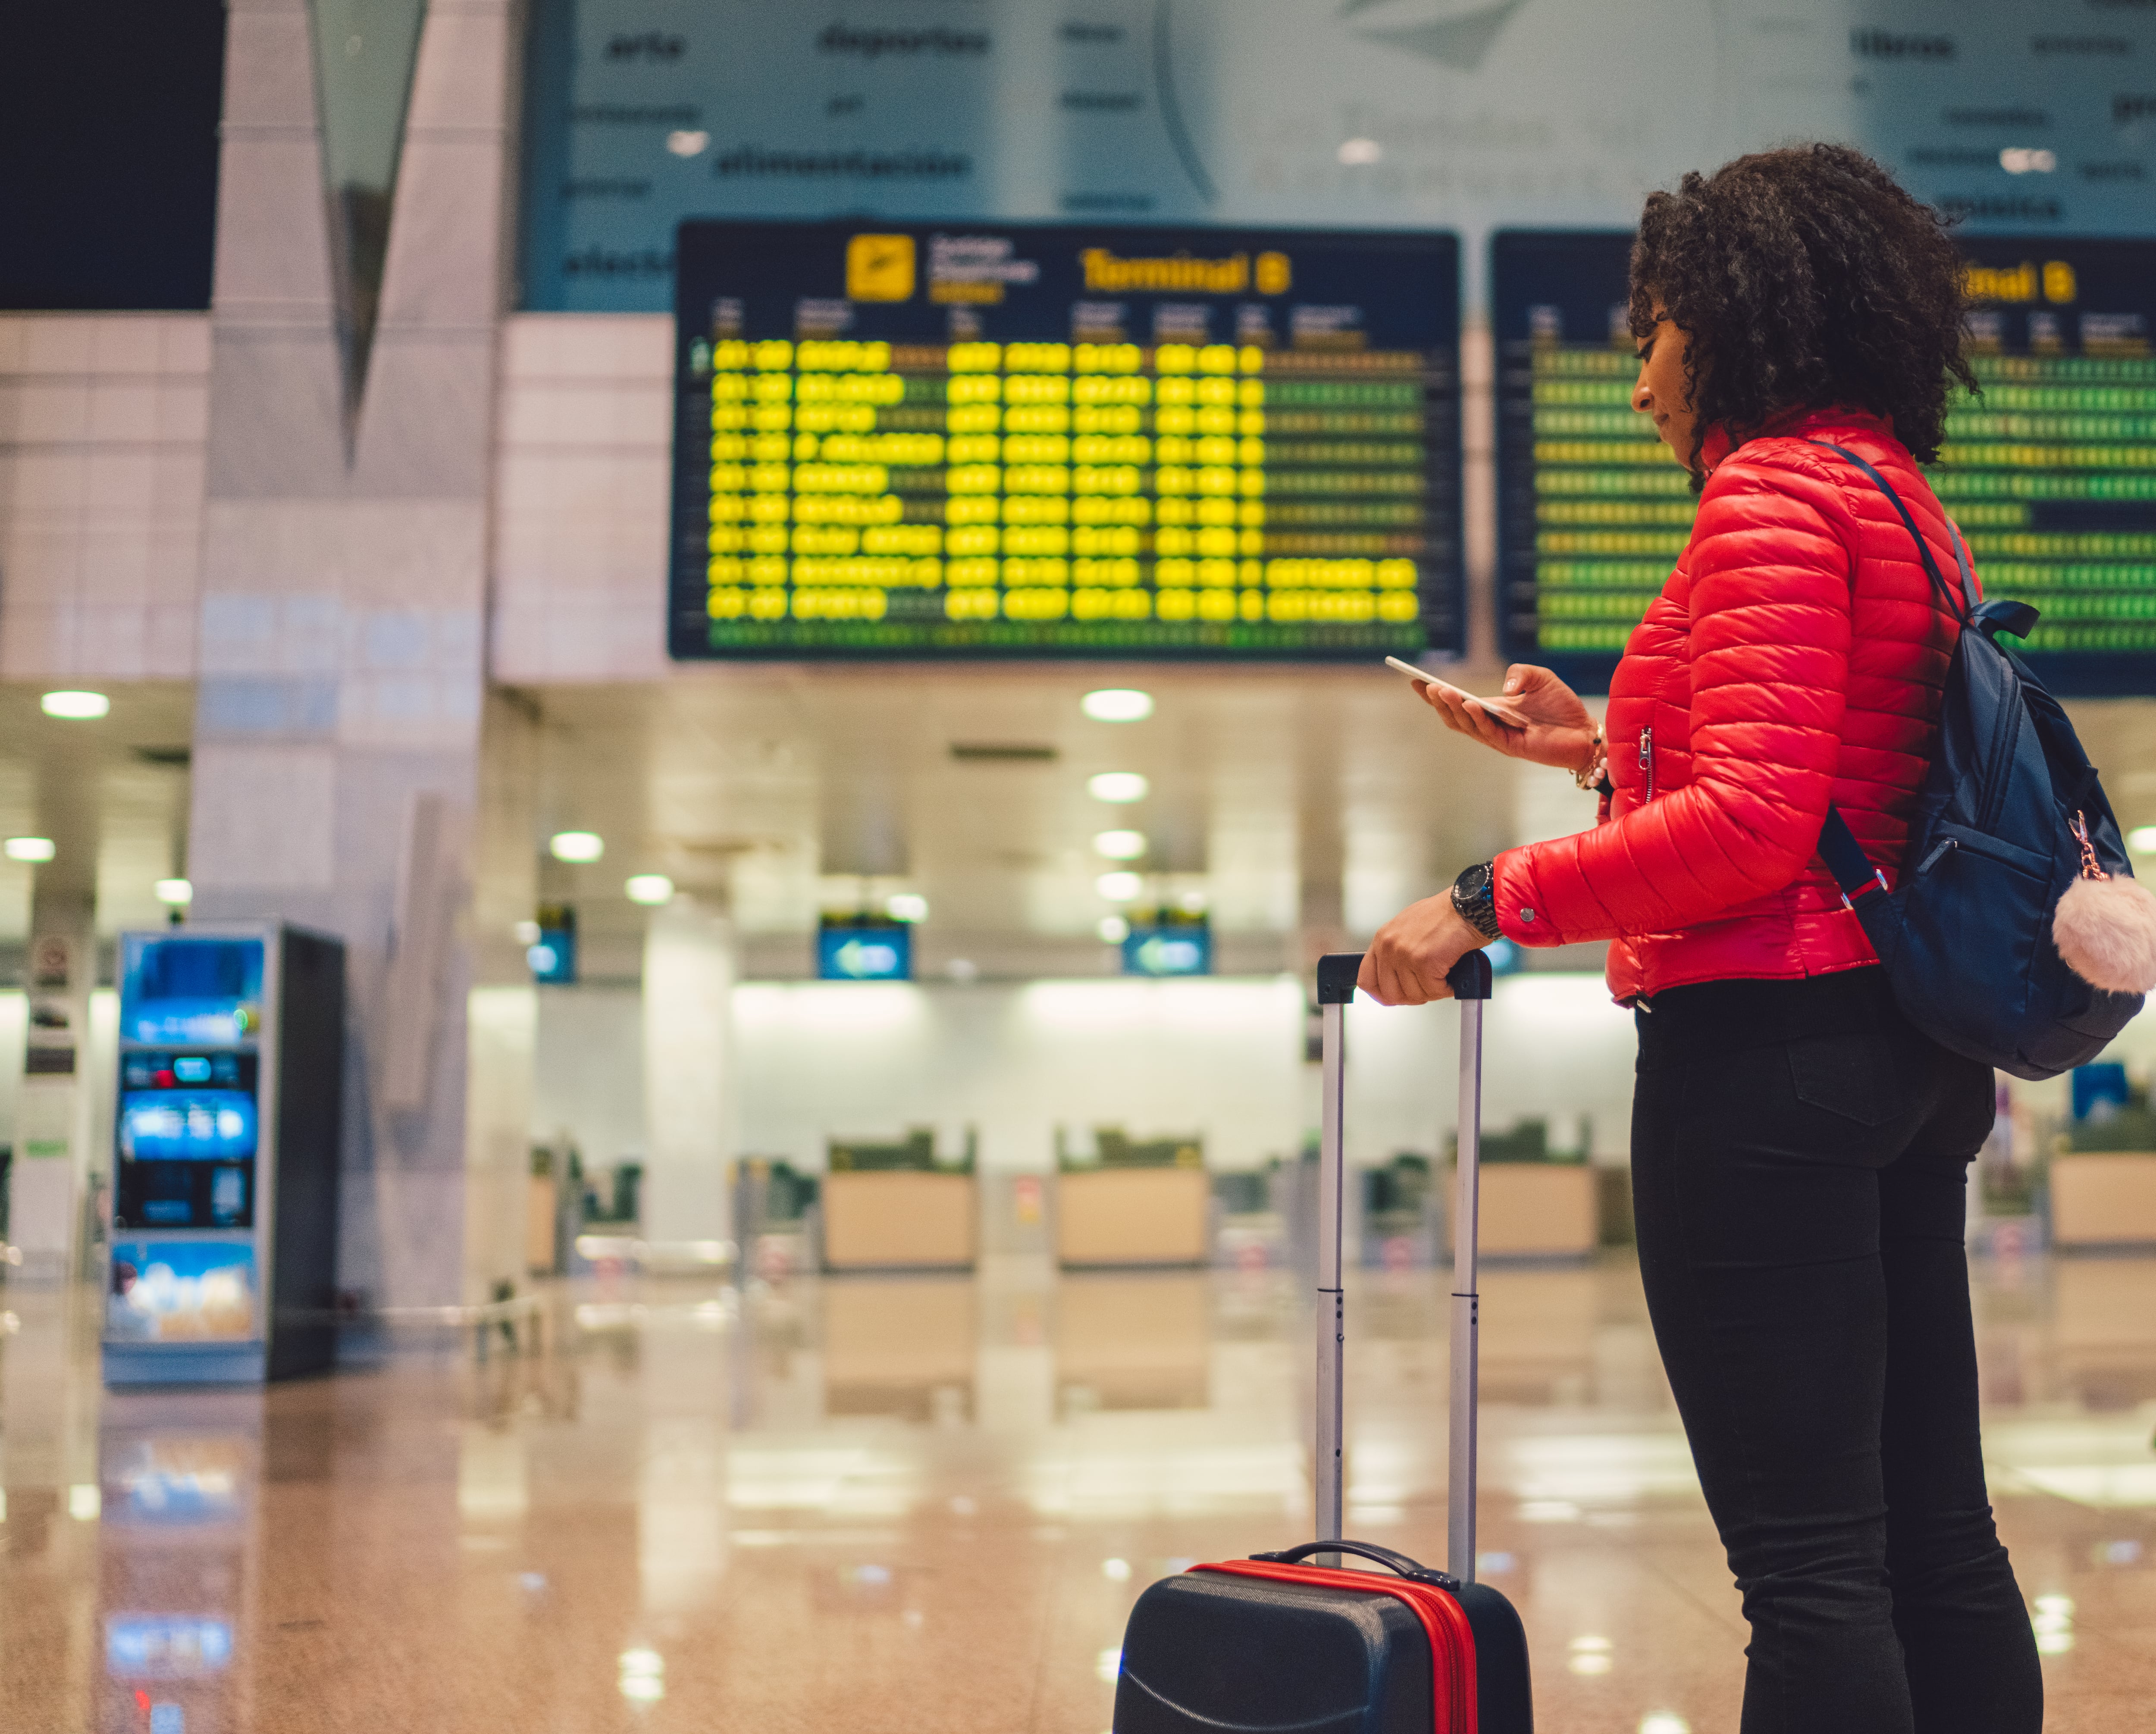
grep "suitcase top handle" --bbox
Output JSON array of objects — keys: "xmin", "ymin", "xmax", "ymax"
[
  {"xmin": 1250, "ymin": 1539, "xmax": 1461, "ymax": 1590},
  {"xmin": 1316, "ymin": 950, "xmax": 1494, "ymax": 1005}
]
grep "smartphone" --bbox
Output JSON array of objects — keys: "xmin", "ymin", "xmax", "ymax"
[{"xmin": 1384, "ymin": 657, "xmax": 1530, "ymax": 728}]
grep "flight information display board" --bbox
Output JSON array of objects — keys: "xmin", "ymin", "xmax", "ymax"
[
  {"xmin": 669, "ymin": 221, "xmax": 1462, "ymax": 661},
  {"xmin": 1495, "ymin": 232, "xmax": 2156, "ymax": 695},
  {"xmin": 1493, "ymin": 229, "xmax": 1686, "ymax": 691}
]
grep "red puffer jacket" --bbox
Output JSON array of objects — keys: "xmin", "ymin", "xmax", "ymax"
[{"xmin": 1493, "ymin": 407, "xmax": 1969, "ymax": 1004}]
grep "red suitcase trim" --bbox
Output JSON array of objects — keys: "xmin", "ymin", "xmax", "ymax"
[{"xmin": 1193, "ymin": 1560, "xmax": 1479, "ymax": 1734}]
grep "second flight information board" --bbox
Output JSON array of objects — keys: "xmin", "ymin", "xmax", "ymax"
[
  {"xmin": 1495, "ymin": 233, "xmax": 2156, "ymax": 696},
  {"xmin": 670, "ymin": 222, "xmax": 1462, "ymax": 661}
]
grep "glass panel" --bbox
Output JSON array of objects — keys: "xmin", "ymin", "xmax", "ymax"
[{"xmin": 307, "ymin": 0, "xmax": 428, "ymax": 419}]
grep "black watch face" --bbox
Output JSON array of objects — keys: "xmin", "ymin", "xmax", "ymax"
[{"xmin": 1456, "ymin": 864, "xmax": 1492, "ymax": 897}]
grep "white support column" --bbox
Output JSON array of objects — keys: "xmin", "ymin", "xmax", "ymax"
[
  {"xmin": 187, "ymin": 0, "xmax": 515, "ymax": 1308},
  {"xmin": 640, "ymin": 899, "xmax": 736, "ymax": 1246}
]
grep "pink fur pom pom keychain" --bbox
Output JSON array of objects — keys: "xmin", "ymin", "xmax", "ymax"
[{"xmin": 2053, "ymin": 811, "xmax": 2156, "ymax": 995}]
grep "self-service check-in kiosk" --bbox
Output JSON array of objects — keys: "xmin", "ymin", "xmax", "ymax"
[{"xmin": 103, "ymin": 925, "xmax": 345, "ymax": 1385}]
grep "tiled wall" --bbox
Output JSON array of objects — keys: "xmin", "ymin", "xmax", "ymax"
[
  {"xmin": 0, "ymin": 314, "xmax": 208, "ymax": 679},
  {"xmin": 491, "ymin": 314, "xmax": 673, "ymax": 682}
]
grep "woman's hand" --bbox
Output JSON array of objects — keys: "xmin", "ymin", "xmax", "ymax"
[
  {"xmin": 1420, "ymin": 664, "xmax": 1595, "ymax": 774},
  {"xmin": 1358, "ymin": 893, "xmax": 1489, "ymax": 1006}
]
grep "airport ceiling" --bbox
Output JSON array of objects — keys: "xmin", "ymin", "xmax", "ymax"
[
  {"xmin": 517, "ymin": 666, "xmax": 2156, "ymax": 982},
  {"xmin": 0, "ymin": 681, "xmax": 193, "ymax": 942},
  {"xmin": 7, "ymin": 673, "xmax": 2156, "ymax": 981},
  {"xmin": 520, "ymin": 663, "xmax": 1575, "ymax": 979}
]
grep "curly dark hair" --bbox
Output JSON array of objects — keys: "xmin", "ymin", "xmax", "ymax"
[{"xmin": 1629, "ymin": 144, "xmax": 1977, "ymax": 487}]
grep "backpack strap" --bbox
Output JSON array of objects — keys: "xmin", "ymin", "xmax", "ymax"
[
  {"xmin": 1805, "ymin": 439, "xmax": 1973, "ymax": 624},
  {"xmin": 1818, "ymin": 805, "xmax": 1890, "ymax": 909},
  {"xmin": 1802, "ymin": 439, "xmax": 1976, "ymax": 901},
  {"xmin": 1942, "ymin": 517, "xmax": 1981, "ymax": 618}
]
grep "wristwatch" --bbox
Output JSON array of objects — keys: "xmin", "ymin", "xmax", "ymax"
[{"xmin": 1451, "ymin": 861, "xmax": 1501, "ymax": 942}]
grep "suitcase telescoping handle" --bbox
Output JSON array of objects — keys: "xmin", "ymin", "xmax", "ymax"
[{"xmin": 1314, "ymin": 950, "xmax": 1495, "ymax": 1585}]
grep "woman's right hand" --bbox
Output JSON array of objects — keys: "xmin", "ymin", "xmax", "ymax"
[{"xmin": 1419, "ymin": 664, "xmax": 1596, "ymax": 773}]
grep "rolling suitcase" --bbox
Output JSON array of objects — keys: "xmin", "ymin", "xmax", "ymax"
[{"xmin": 1112, "ymin": 950, "xmax": 1533, "ymax": 1734}]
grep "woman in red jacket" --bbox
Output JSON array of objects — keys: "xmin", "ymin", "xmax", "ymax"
[{"xmin": 1363, "ymin": 147, "xmax": 2042, "ymax": 1734}]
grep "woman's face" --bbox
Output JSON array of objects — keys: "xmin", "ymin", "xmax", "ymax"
[{"xmin": 1631, "ymin": 306, "xmax": 1696, "ymax": 465}]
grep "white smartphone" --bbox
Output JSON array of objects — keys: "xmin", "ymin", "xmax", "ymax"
[{"xmin": 1383, "ymin": 657, "xmax": 1531, "ymax": 728}]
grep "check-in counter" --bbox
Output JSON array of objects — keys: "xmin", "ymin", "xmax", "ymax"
[
  {"xmin": 1468, "ymin": 1163, "xmax": 1598, "ymax": 1261},
  {"xmin": 2050, "ymin": 1153, "xmax": 2156, "ymax": 1249},
  {"xmin": 1056, "ymin": 1167, "xmax": 1211, "ymax": 1267},
  {"xmin": 821, "ymin": 1171, "xmax": 977, "ymax": 1271}
]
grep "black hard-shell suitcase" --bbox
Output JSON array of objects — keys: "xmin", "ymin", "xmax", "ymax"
[{"xmin": 1112, "ymin": 952, "xmax": 1534, "ymax": 1734}]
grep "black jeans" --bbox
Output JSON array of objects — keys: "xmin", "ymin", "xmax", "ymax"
[{"xmin": 1631, "ymin": 968, "xmax": 2041, "ymax": 1734}]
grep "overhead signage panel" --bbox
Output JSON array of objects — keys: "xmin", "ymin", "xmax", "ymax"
[
  {"xmin": 671, "ymin": 219, "xmax": 1463, "ymax": 662},
  {"xmin": 524, "ymin": 1, "xmax": 2156, "ymax": 315}
]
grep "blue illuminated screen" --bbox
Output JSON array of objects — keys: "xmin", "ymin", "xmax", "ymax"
[
  {"xmin": 818, "ymin": 923, "xmax": 912, "ymax": 981},
  {"xmin": 120, "ymin": 936, "xmax": 264, "ymax": 1046}
]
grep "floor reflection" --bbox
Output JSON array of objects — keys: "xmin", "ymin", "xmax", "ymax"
[
  {"xmin": 0, "ymin": 1249, "xmax": 2150, "ymax": 1731},
  {"xmin": 98, "ymin": 1401, "xmax": 253, "ymax": 1734}
]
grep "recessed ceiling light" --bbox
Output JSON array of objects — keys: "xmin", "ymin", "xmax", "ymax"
[
  {"xmin": 1094, "ymin": 829, "xmax": 1147, "ymax": 860},
  {"xmin": 1081, "ymin": 688, "xmax": 1153, "ymax": 723},
  {"xmin": 4, "ymin": 837, "xmax": 55, "ymax": 863},
  {"xmin": 885, "ymin": 892, "xmax": 929, "ymax": 922},
  {"xmin": 1174, "ymin": 886, "xmax": 1209, "ymax": 914},
  {"xmin": 1338, "ymin": 138, "xmax": 1382, "ymax": 166},
  {"xmin": 548, "ymin": 830, "xmax": 604, "ymax": 863},
  {"xmin": 624, "ymin": 874, "xmax": 674, "ymax": 905},
  {"xmin": 2129, "ymin": 826, "xmax": 2156, "ymax": 854},
  {"xmin": 41, "ymin": 690, "xmax": 109, "ymax": 720},
  {"xmin": 154, "ymin": 878, "xmax": 192, "ymax": 906},
  {"xmin": 1088, "ymin": 772, "xmax": 1149, "ymax": 803},
  {"xmin": 1097, "ymin": 915, "xmax": 1130, "ymax": 944},
  {"xmin": 1096, "ymin": 871, "xmax": 1143, "ymax": 902}
]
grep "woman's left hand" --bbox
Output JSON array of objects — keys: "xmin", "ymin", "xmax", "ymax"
[{"xmin": 1358, "ymin": 894, "xmax": 1489, "ymax": 1005}]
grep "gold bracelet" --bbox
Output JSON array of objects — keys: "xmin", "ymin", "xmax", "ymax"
[{"xmin": 1573, "ymin": 726, "xmax": 1607, "ymax": 791}]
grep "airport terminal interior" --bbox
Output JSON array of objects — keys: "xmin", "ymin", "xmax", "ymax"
[{"xmin": 3, "ymin": 1, "xmax": 2156, "ymax": 1729}]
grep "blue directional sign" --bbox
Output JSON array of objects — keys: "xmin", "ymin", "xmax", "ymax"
[
  {"xmin": 1121, "ymin": 922, "xmax": 1210, "ymax": 977},
  {"xmin": 818, "ymin": 922, "xmax": 913, "ymax": 981}
]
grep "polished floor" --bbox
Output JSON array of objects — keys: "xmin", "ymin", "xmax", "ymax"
[{"xmin": 2, "ymin": 1249, "xmax": 2153, "ymax": 1732}]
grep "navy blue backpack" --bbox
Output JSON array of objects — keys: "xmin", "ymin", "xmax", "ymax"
[{"xmin": 1807, "ymin": 442, "xmax": 2143, "ymax": 1080}]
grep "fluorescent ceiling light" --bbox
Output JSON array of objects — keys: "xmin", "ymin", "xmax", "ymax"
[
  {"xmin": 1097, "ymin": 915, "xmax": 1130, "ymax": 944},
  {"xmin": 624, "ymin": 874, "xmax": 674, "ymax": 905},
  {"xmin": 40, "ymin": 691, "xmax": 109, "ymax": 720},
  {"xmin": 885, "ymin": 892, "xmax": 929, "ymax": 922},
  {"xmin": 1094, "ymin": 829, "xmax": 1147, "ymax": 860},
  {"xmin": 2129, "ymin": 826, "xmax": 2156, "ymax": 854},
  {"xmin": 154, "ymin": 878, "xmax": 192, "ymax": 906},
  {"xmin": 548, "ymin": 830, "xmax": 604, "ymax": 863},
  {"xmin": 1096, "ymin": 871, "xmax": 1143, "ymax": 902},
  {"xmin": 1087, "ymin": 772, "xmax": 1149, "ymax": 803},
  {"xmin": 1081, "ymin": 688, "xmax": 1153, "ymax": 723},
  {"xmin": 4, "ymin": 837, "xmax": 55, "ymax": 863}
]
